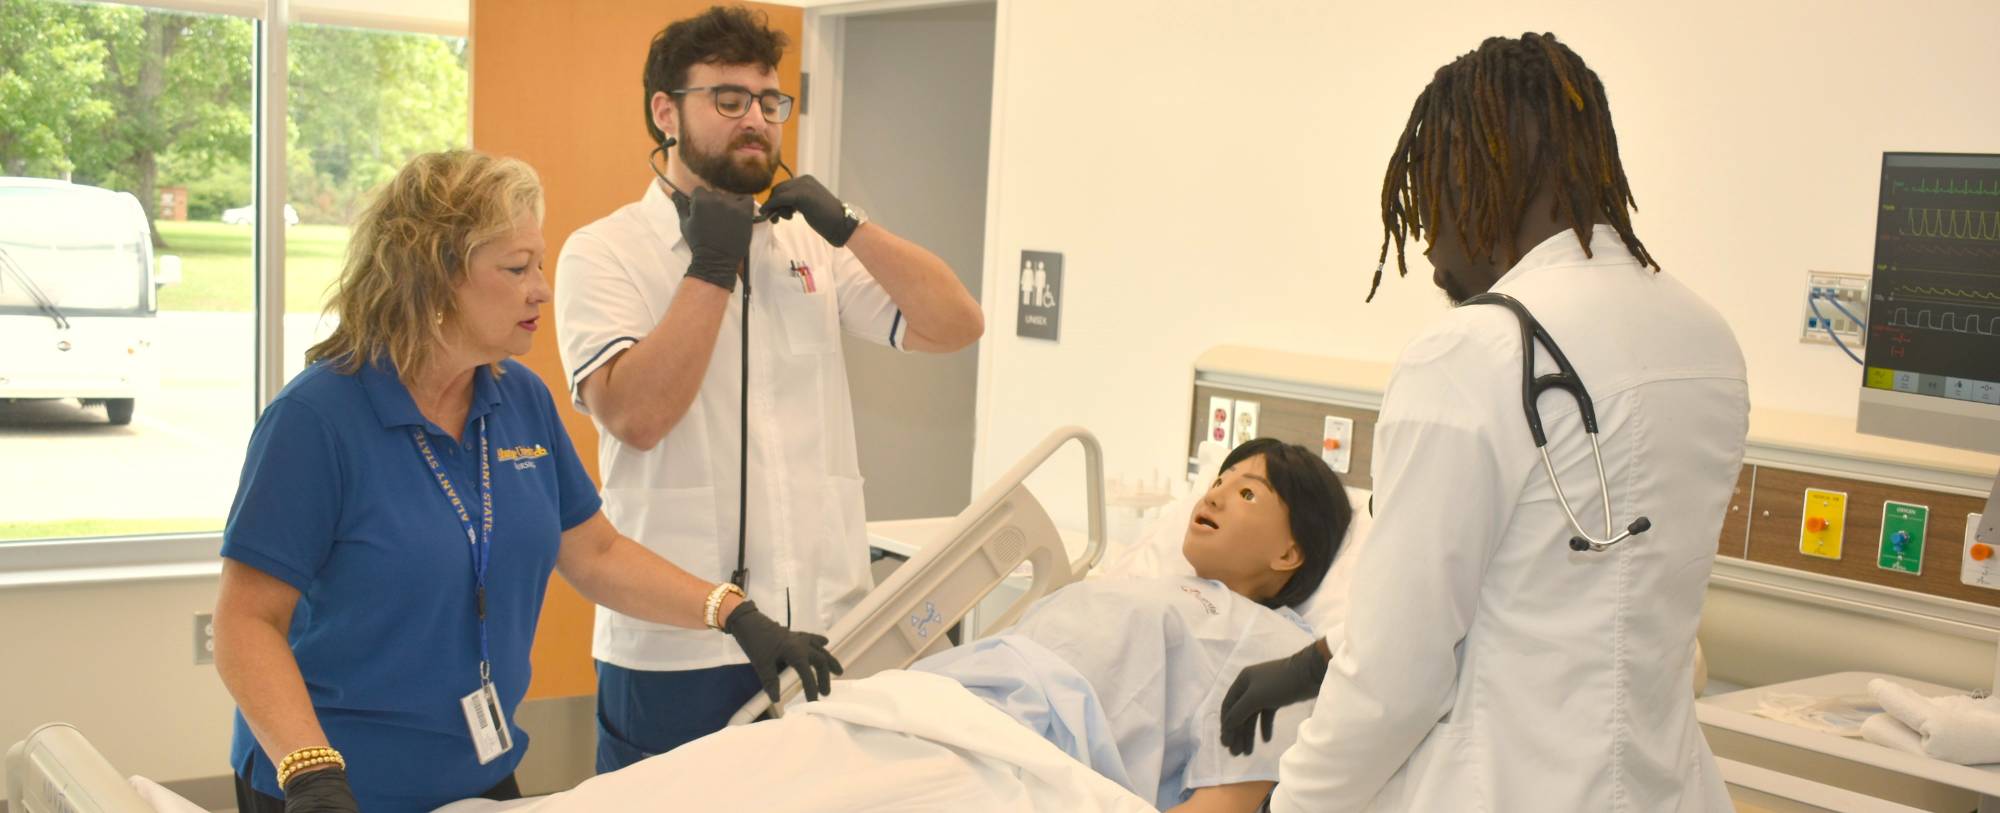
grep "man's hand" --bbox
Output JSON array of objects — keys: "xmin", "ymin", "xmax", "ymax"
[
  {"xmin": 1220, "ymin": 640, "xmax": 1329, "ymax": 756},
  {"xmin": 674, "ymin": 188, "xmax": 755, "ymax": 291},
  {"xmin": 760, "ymin": 175, "xmax": 859, "ymax": 247},
  {"xmin": 725, "ymin": 600, "xmax": 844, "ymax": 702}
]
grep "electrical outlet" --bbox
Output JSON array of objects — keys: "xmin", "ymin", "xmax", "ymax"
[
  {"xmin": 1801, "ymin": 271, "xmax": 1869, "ymax": 347},
  {"xmin": 194, "ymin": 612, "xmax": 215, "ymax": 665}
]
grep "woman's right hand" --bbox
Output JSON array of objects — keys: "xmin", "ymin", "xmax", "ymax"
[{"xmin": 282, "ymin": 766, "xmax": 359, "ymax": 813}]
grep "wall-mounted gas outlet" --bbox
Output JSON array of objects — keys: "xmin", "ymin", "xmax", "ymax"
[
  {"xmin": 1801, "ymin": 271, "xmax": 1869, "ymax": 347},
  {"xmin": 195, "ymin": 612, "xmax": 215, "ymax": 665},
  {"xmin": 1960, "ymin": 514, "xmax": 1998, "ymax": 591}
]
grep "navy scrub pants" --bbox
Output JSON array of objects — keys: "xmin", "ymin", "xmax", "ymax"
[{"xmin": 593, "ymin": 660, "xmax": 763, "ymax": 774}]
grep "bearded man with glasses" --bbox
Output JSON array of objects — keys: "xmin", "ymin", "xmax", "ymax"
[{"xmin": 553, "ymin": 5, "xmax": 985, "ymax": 774}]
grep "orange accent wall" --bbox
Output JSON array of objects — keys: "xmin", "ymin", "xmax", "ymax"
[{"xmin": 470, "ymin": 0, "xmax": 805, "ymax": 700}]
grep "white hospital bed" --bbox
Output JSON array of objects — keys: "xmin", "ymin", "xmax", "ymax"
[
  {"xmin": 5, "ymin": 427, "xmax": 1109, "ymax": 812},
  {"xmin": 730, "ymin": 424, "xmax": 1106, "ymax": 724}
]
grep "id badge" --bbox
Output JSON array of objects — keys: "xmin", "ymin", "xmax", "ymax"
[{"xmin": 459, "ymin": 680, "xmax": 514, "ymax": 764}]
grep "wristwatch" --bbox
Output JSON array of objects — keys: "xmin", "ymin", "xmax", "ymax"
[{"xmin": 839, "ymin": 202, "xmax": 868, "ymax": 245}]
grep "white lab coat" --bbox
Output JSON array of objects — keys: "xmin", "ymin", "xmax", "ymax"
[
  {"xmin": 554, "ymin": 180, "xmax": 906, "ymax": 671},
  {"xmin": 1273, "ymin": 225, "xmax": 1748, "ymax": 812}
]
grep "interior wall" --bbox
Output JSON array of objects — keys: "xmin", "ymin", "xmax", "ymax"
[
  {"xmin": 0, "ymin": 574, "xmax": 232, "ymax": 785},
  {"xmin": 971, "ymin": 0, "xmax": 2000, "ymax": 512},
  {"xmin": 469, "ymin": 0, "xmax": 804, "ymax": 699},
  {"xmin": 837, "ymin": 3, "xmax": 996, "ymax": 520}
]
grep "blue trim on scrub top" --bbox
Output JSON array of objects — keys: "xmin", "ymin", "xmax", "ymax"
[
  {"xmin": 889, "ymin": 311, "xmax": 904, "ymax": 349},
  {"xmin": 569, "ymin": 336, "xmax": 641, "ymax": 389}
]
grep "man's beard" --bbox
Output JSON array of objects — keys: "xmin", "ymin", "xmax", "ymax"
[{"xmin": 680, "ymin": 130, "xmax": 778, "ymax": 195}]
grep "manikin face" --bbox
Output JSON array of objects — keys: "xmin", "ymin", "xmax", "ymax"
[{"xmin": 1181, "ymin": 454, "xmax": 1303, "ymax": 599}]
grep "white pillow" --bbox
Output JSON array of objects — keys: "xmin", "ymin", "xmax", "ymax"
[{"xmin": 1095, "ymin": 479, "xmax": 1372, "ymax": 639}]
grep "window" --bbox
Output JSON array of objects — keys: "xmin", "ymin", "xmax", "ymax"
[
  {"xmin": 284, "ymin": 21, "xmax": 469, "ymax": 383},
  {"xmin": 0, "ymin": 0, "xmax": 469, "ymax": 558},
  {"xmin": 1, "ymin": 1, "xmax": 256, "ymax": 543}
]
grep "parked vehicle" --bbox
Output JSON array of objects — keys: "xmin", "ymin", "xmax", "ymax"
[{"xmin": 0, "ymin": 178, "xmax": 180, "ymax": 425}]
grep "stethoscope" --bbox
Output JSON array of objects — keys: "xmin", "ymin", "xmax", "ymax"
[
  {"xmin": 647, "ymin": 141, "xmax": 796, "ymax": 616},
  {"xmin": 1460, "ymin": 292, "xmax": 1652, "ymax": 553}
]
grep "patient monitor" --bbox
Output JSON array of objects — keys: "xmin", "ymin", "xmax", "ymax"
[{"xmin": 1856, "ymin": 152, "xmax": 2000, "ymax": 545}]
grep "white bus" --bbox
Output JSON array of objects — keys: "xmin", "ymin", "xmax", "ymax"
[{"xmin": 0, "ymin": 178, "xmax": 179, "ymax": 426}]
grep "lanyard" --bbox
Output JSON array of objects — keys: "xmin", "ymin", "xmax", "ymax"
[{"xmin": 412, "ymin": 416, "xmax": 495, "ymax": 685}]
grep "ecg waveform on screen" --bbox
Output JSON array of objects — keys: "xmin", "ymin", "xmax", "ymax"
[
  {"xmin": 1896, "ymin": 177, "xmax": 2000, "ymax": 196},
  {"xmin": 1882, "ymin": 283, "xmax": 2000, "ymax": 337},
  {"xmin": 1898, "ymin": 207, "xmax": 2000, "ymax": 241},
  {"xmin": 1906, "ymin": 242, "xmax": 2000, "ymax": 260},
  {"xmin": 1884, "ymin": 307, "xmax": 2000, "ymax": 335}
]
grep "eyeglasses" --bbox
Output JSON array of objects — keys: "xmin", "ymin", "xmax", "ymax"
[{"xmin": 670, "ymin": 85, "xmax": 795, "ymax": 124}]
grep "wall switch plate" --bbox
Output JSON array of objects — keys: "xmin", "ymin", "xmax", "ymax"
[
  {"xmin": 1232, "ymin": 400, "xmax": 1260, "ymax": 446},
  {"xmin": 1798, "ymin": 488, "xmax": 1848, "ymax": 560},
  {"xmin": 194, "ymin": 612, "xmax": 215, "ymax": 665},
  {"xmin": 1322, "ymin": 415, "xmax": 1354, "ymax": 474},
  {"xmin": 1800, "ymin": 271, "xmax": 1869, "ymax": 347},
  {"xmin": 1963, "ymin": 513, "xmax": 1999, "ymax": 590},
  {"xmin": 1877, "ymin": 500, "xmax": 1928, "ymax": 575}
]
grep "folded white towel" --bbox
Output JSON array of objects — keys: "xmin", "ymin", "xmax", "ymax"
[
  {"xmin": 1867, "ymin": 678, "xmax": 2000, "ymax": 765},
  {"xmin": 1860, "ymin": 712, "xmax": 1924, "ymax": 755}
]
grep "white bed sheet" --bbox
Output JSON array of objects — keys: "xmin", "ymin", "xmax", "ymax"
[{"xmin": 432, "ymin": 670, "xmax": 1155, "ymax": 813}]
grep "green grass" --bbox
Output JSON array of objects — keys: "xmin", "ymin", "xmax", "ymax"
[
  {"xmin": 154, "ymin": 220, "xmax": 350, "ymax": 313},
  {"xmin": 0, "ymin": 517, "xmax": 219, "ymax": 542}
]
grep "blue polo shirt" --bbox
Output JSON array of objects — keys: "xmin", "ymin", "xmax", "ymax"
[{"xmin": 221, "ymin": 357, "xmax": 601, "ymax": 812}]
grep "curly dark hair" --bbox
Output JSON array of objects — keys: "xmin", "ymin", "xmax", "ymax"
[
  {"xmin": 1369, "ymin": 33, "xmax": 1655, "ymax": 302},
  {"xmin": 642, "ymin": 5, "xmax": 789, "ymax": 148}
]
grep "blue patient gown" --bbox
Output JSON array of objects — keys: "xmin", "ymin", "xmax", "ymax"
[{"xmin": 914, "ymin": 576, "xmax": 1317, "ymax": 809}]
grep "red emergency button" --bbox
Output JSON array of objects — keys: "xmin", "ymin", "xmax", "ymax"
[
  {"xmin": 1805, "ymin": 517, "xmax": 1828, "ymax": 533},
  {"xmin": 1974, "ymin": 544, "xmax": 1994, "ymax": 562},
  {"xmin": 1323, "ymin": 438, "xmax": 1343, "ymax": 451}
]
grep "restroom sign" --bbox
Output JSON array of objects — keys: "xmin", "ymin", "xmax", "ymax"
[{"xmin": 1016, "ymin": 250, "xmax": 1062, "ymax": 342}]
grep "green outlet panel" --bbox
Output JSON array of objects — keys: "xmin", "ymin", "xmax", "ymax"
[{"xmin": 1877, "ymin": 501, "xmax": 1929, "ymax": 575}]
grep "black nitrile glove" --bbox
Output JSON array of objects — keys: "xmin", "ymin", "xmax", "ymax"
[
  {"xmin": 1220, "ymin": 640, "xmax": 1329, "ymax": 756},
  {"xmin": 760, "ymin": 175, "xmax": 859, "ymax": 247},
  {"xmin": 281, "ymin": 766, "xmax": 359, "ymax": 813},
  {"xmin": 725, "ymin": 600, "xmax": 843, "ymax": 702},
  {"xmin": 673, "ymin": 187, "xmax": 755, "ymax": 291}
]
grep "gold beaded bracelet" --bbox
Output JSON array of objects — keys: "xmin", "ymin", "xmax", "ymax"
[
  {"xmin": 277, "ymin": 747, "xmax": 345, "ymax": 787},
  {"xmin": 704, "ymin": 583, "xmax": 745, "ymax": 630}
]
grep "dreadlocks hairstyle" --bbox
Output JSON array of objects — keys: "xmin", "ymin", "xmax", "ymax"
[{"xmin": 1368, "ymin": 32, "xmax": 1656, "ymax": 302}]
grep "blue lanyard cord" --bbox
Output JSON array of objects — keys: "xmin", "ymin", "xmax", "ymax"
[{"xmin": 412, "ymin": 416, "xmax": 494, "ymax": 683}]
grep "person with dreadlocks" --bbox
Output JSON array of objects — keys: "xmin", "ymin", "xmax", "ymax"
[{"xmin": 1215, "ymin": 33, "xmax": 1747, "ymax": 810}]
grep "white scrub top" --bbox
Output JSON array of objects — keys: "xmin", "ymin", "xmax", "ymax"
[
  {"xmin": 1273, "ymin": 225, "xmax": 1748, "ymax": 812},
  {"xmin": 555, "ymin": 180, "xmax": 905, "ymax": 671}
]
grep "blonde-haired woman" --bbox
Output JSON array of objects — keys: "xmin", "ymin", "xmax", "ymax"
[{"xmin": 213, "ymin": 151, "xmax": 839, "ymax": 813}]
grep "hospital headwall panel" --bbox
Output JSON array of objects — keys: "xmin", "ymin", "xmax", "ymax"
[
  {"xmin": 1187, "ymin": 384, "xmax": 1377, "ymax": 491},
  {"xmin": 1188, "ymin": 346, "xmax": 1391, "ymax": 492},
  {"xmin": 1728, "ymin": 466, "xmax": 1990, "ymax": 606}
]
